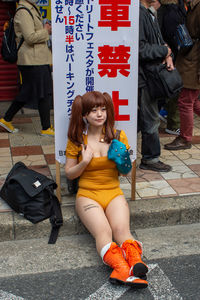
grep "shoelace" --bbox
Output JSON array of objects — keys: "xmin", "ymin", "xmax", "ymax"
[
  {"xmin": 126, "ymin": 243, "xmax": 142, "ymax": 263},
  {"xmin": 106, "ymin": 246, "xmax": 129, "ymax": 271}
]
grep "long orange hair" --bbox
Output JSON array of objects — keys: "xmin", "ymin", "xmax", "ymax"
[{"xmin": 68, "ymin": 91, "xmax": 115, "ymax": 145}]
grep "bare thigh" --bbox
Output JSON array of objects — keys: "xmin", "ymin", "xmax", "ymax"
[
  {"xmin": 105, "ymin": 195, "xmax": 133, "ymax": 245},
  {"xmin": 76, "ymin": 196, "xmax": 112, "ymax": 252}
]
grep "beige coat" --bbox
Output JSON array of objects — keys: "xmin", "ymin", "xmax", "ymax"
[
  {"xmin": 176, "ymin": 0, "xmax": 200, "ymax": 89},
  {"xmin": 14, "ymin": 0, "xmax": 51, "ymax": 65}
]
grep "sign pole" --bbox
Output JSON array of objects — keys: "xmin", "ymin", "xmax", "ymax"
[
  {"xmin": 56, "ymin": 160, "xmax": 61, "ymax": 202},
  {"xmin": 131, "ymin": 161, "xmax": 136, "ymax": 201}
]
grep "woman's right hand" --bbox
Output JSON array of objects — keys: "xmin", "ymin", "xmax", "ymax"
[{"xmin": 81, "ymin": 144, "xmax": 93, "ymax": 164}]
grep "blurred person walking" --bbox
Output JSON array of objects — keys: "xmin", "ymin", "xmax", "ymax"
[
  {"xmin": 0, "ymin": 0, "xmax": 54, "ymax": 136},
  {"xmin": 164, "ymin": 0, "xmax": 200, "ymax": 150},
  {"xmin": 157, "ymin": 0, "xmax": 188, "ymax": 136},
  {"xmin": 149, "ymin": 0, "xmax": 170, "ymax": 127}
]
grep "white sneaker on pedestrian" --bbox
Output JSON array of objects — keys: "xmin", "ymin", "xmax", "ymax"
[{"xmin": 165, "ymin": 128, "xmax": 180, "ymax": 136}]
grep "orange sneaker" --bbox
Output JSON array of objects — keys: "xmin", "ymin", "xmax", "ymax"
[
  {"xmin": 121, "ymin": 240, "xmax": 148, "ymax": 278},
  {"xmin": 101, "ymin": 242, "xmax": 148, "ymax": 288}
]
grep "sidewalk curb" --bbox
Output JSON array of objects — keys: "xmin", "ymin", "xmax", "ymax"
[{"xmin": 1, "ymin": 194, "xmax": 200, "ymax": 242}]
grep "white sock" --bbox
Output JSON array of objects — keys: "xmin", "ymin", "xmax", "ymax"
[{"xmin": 100, "ymin": 242, "xmax": 112, "ymax": 261}]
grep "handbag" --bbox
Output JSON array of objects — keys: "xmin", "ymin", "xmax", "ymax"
[
  {"xmin": 0, "ymin": 161, "xmax": 63, "ymax": 244},
  {"xmin": 174, "ymin": 23, "xmax": 193, "ymax": 51},
  {"xmin": 66, "ymin": 177, "xmax": 79, "ymax": 194},
  {"xmin": 144, "ymin": 15, "xmax": 183, "ymax": 100},
  {"xmin": 108, "ymin": 130, "xmax": 132, "ymax": 175},
  {"xmin": 145, "ymin": 63, "xmax": 183, "ymax": 100}
]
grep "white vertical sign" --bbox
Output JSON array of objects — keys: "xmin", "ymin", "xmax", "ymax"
[{"xmin": 51, "ymin": 0, "xmax": 139, "ymax": 165}]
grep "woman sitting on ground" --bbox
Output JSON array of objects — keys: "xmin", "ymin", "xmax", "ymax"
[{"xmin": 65, "ymin": 91, "xmax": 148, "ymax": 288}]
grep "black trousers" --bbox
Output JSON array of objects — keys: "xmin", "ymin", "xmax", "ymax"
[
  {"xmin": 4, "ymin": 97, "xmax": 51, "ymax": 130},
  {"xmin": 138, "ymin": 87, "xmax": 161, "ymax": 162}
]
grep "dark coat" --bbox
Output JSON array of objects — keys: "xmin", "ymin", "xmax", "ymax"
[
  {"xmin": 176, "ymin": 0, "xmax": 200, "ymax": 90},
  {"xmin": 157, "ymin": 0, "xmax": 187, "ymax": 57},
  {"xmin": 138, "ymin": 4, "xmax": 168, "ymax": 88}
]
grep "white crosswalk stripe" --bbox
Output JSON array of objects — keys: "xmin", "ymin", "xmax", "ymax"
[
  {"xmin": 0, "ymin": 290, "xmax": 24, "ymax": 300},
  {"xmin": 148, "ymin": 264, "xmax": 183, "ymax": 300},
  {"xmin": 85, "ymin": 264, "xmax": 183, "ymax": 300},
  {"xmin": 85, "ymin": 281, "xmax": 129, "ymax": 300}
]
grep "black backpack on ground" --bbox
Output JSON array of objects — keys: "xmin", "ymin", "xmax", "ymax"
[
  {"xmin": 0, "ymin": 162, "xmax": 63, "ymax": 244},
  {"xmin": 1, "ymin": 6, "xmax": 33, "ymax": 64}
]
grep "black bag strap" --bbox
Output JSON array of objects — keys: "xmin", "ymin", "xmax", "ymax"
[
  {"xmin": 115, "ymin": 129, "xmax": 121, "ymax": 141},
  {"xmin": 16, "ymin": 6, "xmax": 34, "ymax": 20},
  {"xmin": 47, "ymin": 188, "xmax": 63, "ymax": 244},
  {"xmin": 15, "ymin": 6, "xmax": 34, "ymax": 51}
]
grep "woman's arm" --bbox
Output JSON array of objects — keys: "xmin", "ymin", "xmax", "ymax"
[
  {"xmin": 65, "ymin": 158, "xmax": 88, "ymax": 180},
  {"xmin": 65, "ymin": 144, "xmax": 93, "ymax": 180}
]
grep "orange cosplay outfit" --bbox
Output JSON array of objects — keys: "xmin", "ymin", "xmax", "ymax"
[{"xmin": 66, "ymin": 130, "xmax": 130, "ymax": 210}]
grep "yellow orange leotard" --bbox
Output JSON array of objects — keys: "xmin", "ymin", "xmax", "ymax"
[{"xmin": 66, "ymin": 130, "xmax": 130, "ymax": 210}]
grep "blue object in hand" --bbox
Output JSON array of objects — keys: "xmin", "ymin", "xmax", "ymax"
[{"xmin": 108, "ymin": 139, "xmax": 132, "ymax": 175}]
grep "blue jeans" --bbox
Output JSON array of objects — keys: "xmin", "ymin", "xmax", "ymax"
[{"xmin": 138, "ymin": 87, "xmax": 160, "ymax": 163}]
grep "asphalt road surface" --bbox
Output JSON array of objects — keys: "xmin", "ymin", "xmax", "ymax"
[{"xmin": 0, "ymin": 254, "xmax": 200, "ymax": 300}]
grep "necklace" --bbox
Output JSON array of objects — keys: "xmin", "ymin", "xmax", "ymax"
[
  {"xmin": 99, "ymin": 127, "xmax": 105, "ymax": 143},
  {"xmin": 99, "ymin": 132, "xmax": 105, "ymax": 142},
  {"xmin": 99, "ymin": 137, "xmax": 105, "ymax": 143}
]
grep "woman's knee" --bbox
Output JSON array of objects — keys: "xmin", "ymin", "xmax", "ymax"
[
  {"xmin": 96, "ymin": 226, "xmax": 112, "ymax": 241},
  {"xmin": 112, "ymin": 224, "xmax": 131, "ymax": 241}
]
